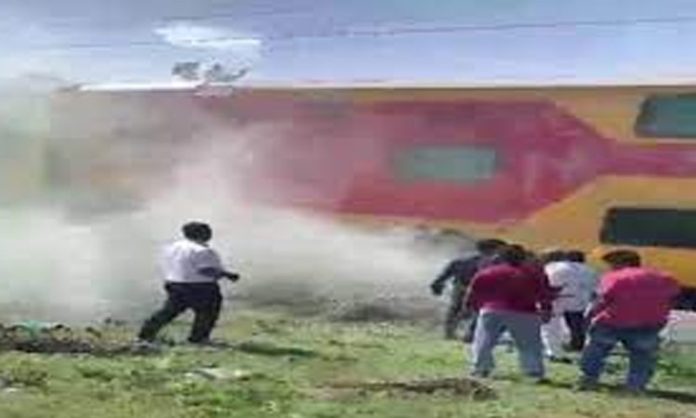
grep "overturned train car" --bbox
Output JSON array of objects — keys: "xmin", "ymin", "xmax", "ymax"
[{"xmin": 47, "ymin": 83, "xmax": 696, "ymax": 304}]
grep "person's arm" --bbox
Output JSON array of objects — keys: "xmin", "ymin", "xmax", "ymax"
[
  {"xmin": 536, "ymin": 272, "xmax": 553, "ymax": 323},
  {"xmin": 581, "ymin": 269, "xmax": 599, "ymax": 303},
  {"xmin": 198, "ymin": 267, "xmax": 240, "ymax": 281},
  {"xmin": 586, "ymin": 275, "xmax": 614, "ymax": 322},
  {"xmin": 195, "ymin": 249, "xmax": 240, "ymax": 282},
  {"xmin": 463, "ymin": 272, "xmax": 486, "ymax": 311},
  {"xmin": 544, "ymin": 264, "xmax": 567, "ymax": 300},
  {"xmin": 663, "ymin": 273, "xmax": 682, "ymax": 307},
  {"xmin": 430, "ymin": 260, "xmax": 460, "ymax": 296},
  {"xmin": 585, "ymin": 295, "xmax": 605, "ymax": 322}
]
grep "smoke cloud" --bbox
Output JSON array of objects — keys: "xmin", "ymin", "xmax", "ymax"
[{"xmin": 0, "ymin": 82, "xmax": 466, "ymax": 325}]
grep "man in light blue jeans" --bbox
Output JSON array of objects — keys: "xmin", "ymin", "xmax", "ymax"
[
  {"xmin": 465, "ymin": 245, "xmax": 552, "ymax": 380},
  {"xmin": 472, "ymin": 310, "xmax": 545, "ymax": 378}
]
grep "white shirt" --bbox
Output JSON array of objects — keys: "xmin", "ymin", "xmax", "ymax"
[
  {"xmin": 160, "ymin": 239, "xmax": 224, "ymax": 284},
  {"xmin": 544, "ymin": 261, "xmax": 598, "ymax": 313},
  {"xmin": 572, "ymin": 262, "xmax": 599, "ymax": 308}
]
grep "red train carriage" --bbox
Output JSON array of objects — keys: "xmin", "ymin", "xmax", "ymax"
[{"xmin": 48, "ymin": 83, "xmax": 696, "ymax": 300}]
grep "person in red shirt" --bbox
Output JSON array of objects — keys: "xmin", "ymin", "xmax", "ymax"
[
  {"xmin": 578, "ymin": 249, "xmax": 680, "ymax": 392},
  {"xmin": 465, "ymin": 244, "xmax": 552, "ymax": 380}
]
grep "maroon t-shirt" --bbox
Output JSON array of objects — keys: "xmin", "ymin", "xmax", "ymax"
[{"xmin": 467, "ymin": 263, "xmax": 552, "ymax": 315}]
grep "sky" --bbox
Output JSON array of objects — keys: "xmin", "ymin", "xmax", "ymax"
[{"xmin": 3, "ymin": 0, "xmax": 696, "ymax": 85}]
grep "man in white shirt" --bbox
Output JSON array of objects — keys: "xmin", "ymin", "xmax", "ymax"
[
  {"xmin": 541, "ymin": 250, "xmax": 598, "ymax": 360},
  {"xmin": 563, "ymin": 250, "xmax": 598, "ymax": 351},
  {"xmin": 137, "ymin": 221, "xmax": 239, "ymax": 344},
  {"xmin": 541, "ymin": 250, "xmax": 572, "ymax": 362}
]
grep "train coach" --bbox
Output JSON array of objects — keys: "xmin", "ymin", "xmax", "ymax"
[{"xmin": 48, "ymin": 82, "xmax": 696, "ymax": 304}]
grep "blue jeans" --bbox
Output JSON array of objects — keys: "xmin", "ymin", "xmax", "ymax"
[
  {"xmin": 471, "ymin": 310, "xmax": 545, "ymax": 378},
  {"xmin": 580, "ymin": 323, "xmax": 662, "ymax": 390}
]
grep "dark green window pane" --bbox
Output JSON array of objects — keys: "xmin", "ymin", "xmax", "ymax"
[
  {"xmin": 393, "ymin": 146, "xmax": 497, "ymax": 183},
  {"xmin": 636, "ymin": 94, "xmax": 696, "ymax": 138},
  {"xmin": 600, "ymin": 207, "xmax": 696, "ymax": 249}
]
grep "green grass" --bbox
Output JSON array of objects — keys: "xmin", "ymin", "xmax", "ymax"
[{"xmin": 0, "ymin": 310, "xmax": 695, "ymax": 418}]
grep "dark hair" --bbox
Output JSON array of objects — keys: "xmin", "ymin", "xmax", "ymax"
[
  {"xmin": 566, "ymin": 250, "xmax": 586, "ymax": 263},
  {"xmin": 602, "ymin": 249, "xmax": 641, "ymax": 268},
  {"xmin": 476, "ymin": 238, "xmax": 507, "ymax": 254},
  {"xmin": 499, "ymin": 244, "xmax": 527, "ymax": 266},
  {"xmin": 525, "ymin": 250, "xmax": 540, "ymax": 264},
  {"xmin": 182, "ymin": 221, "xmax": 212, "ymax": 242},
  {"xmin": 540, "ymin": 249, "xmax": 567, "ymax": 265}
]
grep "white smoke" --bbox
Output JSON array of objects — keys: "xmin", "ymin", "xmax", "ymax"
[{"xmin": 0, "ymin": 86, "xmax": 462, "ymax": 325}]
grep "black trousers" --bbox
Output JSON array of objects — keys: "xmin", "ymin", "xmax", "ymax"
[
  {"xmin": 138, "ymin": 282, "xmax": 222, "ymax": 343},
  {"xmin": 444, "ymin": 283, "xmax": 465, "ymax": 339},
  {"xmin": 563, "ymin": 311, "xmax": 587, "ymax": 351},
  {"xmin": 444, "ymin": 283, "xmax": 477, "ymax": 341}
]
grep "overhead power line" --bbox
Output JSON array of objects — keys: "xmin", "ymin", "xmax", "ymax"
[
  {"xmin": 2, "ymin": 5, "xmax": 314, "ymax": 29},
  {"xmin": 14, "ymin": 15, "xmax": 696, "ymax": 52}
]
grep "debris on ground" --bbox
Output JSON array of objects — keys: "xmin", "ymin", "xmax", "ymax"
[
  {"xmin": 326, "ymin": 377, "xmax": 497, "ymax": 400},
  {"xmin": 103, "ymin": 317, "xmax": 129, "ymax": 327},
  {"xmin": 0, "ymin": 323, "xmax": 320, "ymax": 359},
  {"xmin": 327, "ymin": 297, "xmax": 439, "ymax": 323},
  {"xmin": 0, "ymin": 361, "xmax": 48, "ymax": 389},
  {"xmin": 0, "ymin": 378, "xmax": 22, "ymax": 394},
  {"xmin": 0, "ymin": 322, "xmax": 159, "ymax": 356},
  {"xmin": 233, "ymin": 341, "xmax": 320, "ymax": 358},
  {"xmin": 185, "ymin": 368, "xmax": 261, "ymax": 382}
]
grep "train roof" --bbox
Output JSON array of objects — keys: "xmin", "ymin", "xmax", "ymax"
[{"xmin": 67, "ymin": 79, "xmax": 696, "ymax": 93}]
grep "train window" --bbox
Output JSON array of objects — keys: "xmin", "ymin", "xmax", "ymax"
[
  {"xmin": 600, "ymin": 207, "xmax": 696, "ymax": 249},
  {"xmin": 635, "ymin": 94, "xmax": 696, "ymax": 138},
  {"xmin": 393, "ymin": 145, "xmax": 497, "ymax": 182}
]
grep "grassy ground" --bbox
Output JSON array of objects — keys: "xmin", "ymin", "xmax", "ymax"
[{"xmin": 0, "ymin": 310, "xmax": 695, "ymax": 418}]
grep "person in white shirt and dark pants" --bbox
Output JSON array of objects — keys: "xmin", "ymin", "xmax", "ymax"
[
  {"xmin": 541, "ymin": 250, "xmax": 597, "ymax": 360},
  {"xmin": 138, "ymin": 221, "xmax": 239, "ymax": 344},
  {"xmin": 563, "ymin": 250, "xmax": 598, "ymax": 351}
]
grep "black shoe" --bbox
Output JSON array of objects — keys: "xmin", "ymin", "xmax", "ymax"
[
  {"xmin": 533, "ymin": 377, "xmax": 551, "ymax": 385},
  {"xmin": 469, "ymin": 371, "xmax": 490, "ymax": 379},
  {"xmin": 131, "ymin": 339, "xmax": 160, "ymax": 353},
  {"xmin": 187, "ymin": 339, "xmax": 230, "ymax": 348}
]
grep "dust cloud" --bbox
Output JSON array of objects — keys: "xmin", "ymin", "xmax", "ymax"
[{"xmin": 0, "ymin": 82, "xmax": 468, "ymax": 325}]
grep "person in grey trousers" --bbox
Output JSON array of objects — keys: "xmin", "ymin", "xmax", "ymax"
[{"xmin": 464, "ymin": 244, "xmax": 552, "ymax": 381}]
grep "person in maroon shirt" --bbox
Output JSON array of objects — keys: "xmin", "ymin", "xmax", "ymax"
[
  {"xmin": 578, "ymin": 249, "xmax": 680, "ymax": 392},
  {"xmin": 465, "ymin": 244, "xmax": 552, "ymax": 380}
]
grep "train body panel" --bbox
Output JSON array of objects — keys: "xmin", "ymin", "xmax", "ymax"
[{"xmin": 48, "ymin": 84, "xmax": 696, "ymax": 286}]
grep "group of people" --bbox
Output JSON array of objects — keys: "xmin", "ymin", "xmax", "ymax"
[
  {"xmin": 432, "ymin": 239, "xmax": 681, "ymax": 392},
  {"xmin": 136, "ymin": 222, "xmax": 680, "ymax": 394}
]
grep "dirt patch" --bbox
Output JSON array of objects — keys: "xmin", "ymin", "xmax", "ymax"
[
  {"xmin": 236, "ymin": 283, "xmax": 442, "ymax": 324},
  {"xmin": 0, "ymin": 323, "xmax": 157, "ymax": 356},
  {"xmin": 234, "ymin": 341, "xmax": 321, "ymax": 358},
  {"xmin": 326, "ymin": 296, "xmax": 441, "ymax": 323},
  {"xmin": 326, "ymin": 377, "xmax": 496, "ymax": 400}
]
